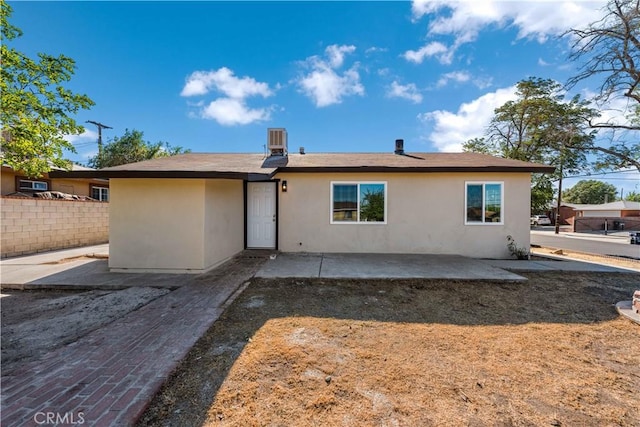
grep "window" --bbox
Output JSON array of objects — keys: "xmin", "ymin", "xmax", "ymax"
[
  {"xmin": 465, "ymin": 182, "xmax": 503, "ymax": 224},
  {"xmin": 18, "ymin": 179, "xmax": 48, "ymax": 192},
  {"xmin": 331, "ymin": 182, "xmax": 386, "ymax": 223},
  {"xmin": 91, "ymin": 186, "xmax": 109, "ymax": 202}
]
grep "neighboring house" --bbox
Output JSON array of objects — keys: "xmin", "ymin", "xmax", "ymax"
[
  {"xmin": 558, "ymin": 201, "xmax": 640, "ymax": 232},
  {"xmin": 50, "ymin": 129, "xmax": 554, "ymax": 273},
  {"xmin": 563, "ymin": 201, "xmax": 640, "ymax": 218},
  {"xmin": 1, "ymin": 164, "xmax": 109, "ymax": 201}
]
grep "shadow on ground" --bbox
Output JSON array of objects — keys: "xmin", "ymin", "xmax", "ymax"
[{"xmin": 137, "ymin": 271, "xmax": 639, "ymax": 426}]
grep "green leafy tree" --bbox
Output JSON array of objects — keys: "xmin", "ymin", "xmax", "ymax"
[
  {"xmin": 623, "ymin": 190, "xmax": 640, "ymax": 201},
  {"xmin": 0, "ymin": 1, "xmax": 94, "ymax": 177},
  {"xmin": 564, "ymin": 0, "xmax": 640, "ymax": 171},
  {"xmin": 359, "ymin": 189, "xmax": 385, "ymax": 222},
  {"xmin": 89, "ymin": 129, "xmax": 189, "ymax": 168},
  {"xmin": 530, "ymin": 177, "xmax": 555, "ymax": 215},
  {"xmin": 463, "ymin": 77, "xmax": 597, "ymax": 212},
  {"xmin": 562, "ymin": 180, "xmax": 618, "ymax": 204}
]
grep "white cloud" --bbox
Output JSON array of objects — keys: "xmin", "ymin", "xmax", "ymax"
[
  {"xmin": 181, "ymin": 67, "xmax": 274, "ymax": 126},
  {"xmin": 403, "ymin": 41, "xmax": 452, "ymax": 64},
  {"xmin": 181, "ymin": 67, "xmax": 272, "ymax": 98},
  {"xmin": 435, "ymin": 70, "xmax": 493, "ymax": 89},
  {"xmin": 201, "ymin": 98, "xmax": 271, "ymax": 126},
  {"xmin": 408, "ymin": 0, "xmax": 606, "ymax": 63},
  {"xmin": 583, "ymin": 90, "xmax": 636, "ymax": 129},
  {"xmin": 63, "ymin": 129, "xmax": 98, "ymax": 145},
  {"xmin": 419, "ymin": 86, "xmax": 518, "ymax": 152},
  {"xmin": 412, "ymin": 0, "xmax": 604, "ymax": 40},
  {"xmin": 365, "ymin": 46, "xmax": 388, "ymax": 55},
  {"xmin": 325, "ymin": 44, "xmax": 356, "ymax": 68},
  {"xmin": 538, "ymin": 58, "xmax": 551, "ymax": 66},
  {"xmin": 297, "ymin": 44, "xmax": 364, "ymax": 107},
  {"xmin": 436, "ymin": 71, "xmax": 471, "ymax": 87},
  {"xmin": 387, "ymin": 81, "xmax": 423, "ymax": 104}
]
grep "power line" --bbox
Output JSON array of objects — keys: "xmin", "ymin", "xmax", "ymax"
[
  {"xmin": 85, "ymin": 120, "xmax": 112, "ymax": 157},
  {"xmin": 564, "ymin": 170, "xmax": 639, "ymax": 179}
]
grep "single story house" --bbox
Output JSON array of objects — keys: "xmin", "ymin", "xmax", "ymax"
[
  {"xmin": 50, "ymin": 129, "xmax": 554, "ymax": 273},
  {"xmin": 563, "ymin": 201, "xmax": 640, "ymax": 218},
  {"xmin": 558, "ymin": 201, "xmax": 640, "ymax": 232},
  {"xmin": 1, "ymin": 164, "xmax": 110, "ymax": 201}
]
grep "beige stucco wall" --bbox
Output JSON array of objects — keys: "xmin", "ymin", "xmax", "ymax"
[
  {"xmin": 1, "ymin": 168, "xmax": 17, "ymax": 195},
  {"xmin": 49, "ymin": 178, "xmax": 96, "ymax": 197},
  {"xmin": 1, "ymin": 167, "xmax": 108, "ymax": 197},
  {"xmin": 204, "ymin": 179, "xmax": 244, "ymax": 270},
  {"xmin": 275, "ymin": 172, "xmax": 532, "ymax": 259},
  {"xmin": 1, "ymin": 197, "xmax": 109, "ymax": 258},
  {"xmin": 109, "ymin": 179, "xmax": 206, "ymax": 272},
  {"xmin": 109, "ymin": 178, "xmax": 244, "ymax": 273}
]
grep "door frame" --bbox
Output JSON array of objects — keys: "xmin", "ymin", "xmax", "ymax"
[{"xmin": 244, "ymin": 180, "xmax": 279, "ymax": 249}]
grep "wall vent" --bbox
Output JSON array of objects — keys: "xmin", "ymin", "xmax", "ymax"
[{"xmin": 268, "ymin": 128, "xmax": 287, "ymax": 156}]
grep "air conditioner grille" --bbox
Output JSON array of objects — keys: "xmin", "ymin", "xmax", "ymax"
[{"xmin": 267, "ymin": 128, "xmax": 287, "ymax": 155}]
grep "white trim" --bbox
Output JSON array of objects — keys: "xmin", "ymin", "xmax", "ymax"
[
  {"xmin": 330, "ymin": 181, "xmax": 388, "ymax": 225},
  {"xmin": 91, "ymin": 186, "xmax": 109, "ymax": 201},
  {"xmin": 18, "ymin": 179, "xmax": 48, "ymax": 191},
  {"xmin": 464, "ymin": 181, "xmax": 504, "ymax": 225}
]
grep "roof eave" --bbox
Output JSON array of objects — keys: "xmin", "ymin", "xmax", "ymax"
[
  {"xmin": 48, "ymin": 170, "xmax": 273, "ymax": 180},
  {"xmin": 277, "ymin": 166, "xmax": 556, "ymax": 173}
]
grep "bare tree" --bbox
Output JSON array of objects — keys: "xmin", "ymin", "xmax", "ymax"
[
  {"xmin": 564, "ymin": 0, "xmax": 640, "ymax": 170},
  {"xmin": 566, "ymin": 0, "xmax": 639, "ymax": 110}
]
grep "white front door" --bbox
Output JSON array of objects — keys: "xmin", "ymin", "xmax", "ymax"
[{"xmin": 247, "ymin": 182, "xmax": 276, "ymax": 248}]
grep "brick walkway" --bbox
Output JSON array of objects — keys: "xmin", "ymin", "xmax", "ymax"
[{"xmin": 1, "ymin": 255, "xmax": 266, "ymax": 427}]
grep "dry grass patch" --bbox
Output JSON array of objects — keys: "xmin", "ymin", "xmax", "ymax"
[
  {"xmin": 138, "ymin": 273, "xmax": 640, "ymax": 427},
  {"xmin": 206, "ymin": 318, "xmax": 636, "ymax": 426}
]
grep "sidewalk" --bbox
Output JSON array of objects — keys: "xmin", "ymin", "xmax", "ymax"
[
  {"xmin": 1, "ymin": 244, "xmax": 195, "ymax": 290},
  {"xmin": 0, "ymin": 252, "xmax": 268, "ymax": 427},
  {"xmin": 531, "ymin": 229, "xmax": 633, "ymax": 242}
]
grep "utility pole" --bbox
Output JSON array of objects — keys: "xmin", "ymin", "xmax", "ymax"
[
  {"xmin": 85, "ymin": 120, "xmax": 112, "ymax": 160},
  {"xmin": 555, "ymin": 158, "xmax": 563, "ymax": 235},
  {"xmin": 555, "ymin": 124, "xmax": 574, "ymax": 235}
]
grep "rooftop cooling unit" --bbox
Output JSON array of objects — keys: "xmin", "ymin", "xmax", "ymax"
[{"xmin": 268, "ymin": 128, "xmax": 287, "ymax": 156}]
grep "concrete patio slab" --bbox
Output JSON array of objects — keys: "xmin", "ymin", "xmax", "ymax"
[
  {"xmin": 1, "ymin": 244, "xmax": 109, "ymax": 265},
  {"xmin": 487, "ymin": 259, "xmax": 638, "ymax": 273},
  {"xmin": 256, "ymin": 253, "xmax": 527, "ymax": 281},
  {"xmin": 1, "ymin": 245, "xmax": 196, "ymax": 290},
  {"xmin": 257, "ymin": 253, "xmax": 323, "ymax": 278}
]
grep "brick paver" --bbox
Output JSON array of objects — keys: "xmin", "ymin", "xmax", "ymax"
[{"xmin": 1, "ymin": 255, "xmax": 266, "ymax": 426}]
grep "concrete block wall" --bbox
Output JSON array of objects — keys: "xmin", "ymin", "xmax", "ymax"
[{"xmin": 1, "ymin": 197, "xmax": 109, "ymax": 258}]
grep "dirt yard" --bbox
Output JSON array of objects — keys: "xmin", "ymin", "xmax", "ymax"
[
  {"xmin": 137, "ymin": 271, "xmax": 640, "ymax": 427},
  {"xmin": 0, "ymin": 287, "xmax": 170, "ymax": 373}
]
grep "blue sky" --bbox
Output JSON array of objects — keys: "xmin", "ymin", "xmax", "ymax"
[{"xmin": 8, "ymin": 1, "xmax": 639, "ymax": 196}]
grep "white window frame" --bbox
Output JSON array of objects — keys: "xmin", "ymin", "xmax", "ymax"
[
  {"xmin": 18, "ymin": 179, "xmax": 48, "ymax": 191},
  {"xmin": 330, "ymin": 181, "xmax": 388, "ymax": 225},
  {"xmin": 91, "ymin": 186, "xmax": 109, "ymax": 202},
  {"xmin": 464, "ymin": 181, "xmax": 504, "ymax": 225}
]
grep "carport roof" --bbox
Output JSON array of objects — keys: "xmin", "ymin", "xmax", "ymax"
[{"xmin": 48, "ymin": 152, "xmax": 555, "ymax": 180}]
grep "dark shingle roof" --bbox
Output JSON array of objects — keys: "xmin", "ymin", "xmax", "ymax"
[{"xmin": 48, "ymin": 152, "xmax": 555, "ymax": 179}]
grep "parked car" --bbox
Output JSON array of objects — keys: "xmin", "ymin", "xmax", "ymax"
[{"xmin": 530, "ymin": 215, "xmax": 551, "ymax": 226}]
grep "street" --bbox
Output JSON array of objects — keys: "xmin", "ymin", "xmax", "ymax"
[{"xmin": 531, "ymin": 229, "xmax": 640, "ymax": 259}]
